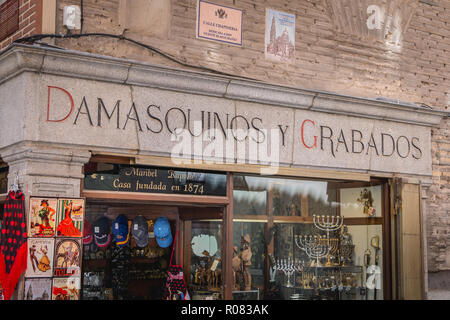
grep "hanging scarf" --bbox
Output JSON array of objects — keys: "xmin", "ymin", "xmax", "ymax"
[
  {"xmin": 162, "ymin": 231, "xmax": 190, "ymax": 300},
  {"xmin": 0, "ymin": 190, "xmax": 27, "ymax": 300}
]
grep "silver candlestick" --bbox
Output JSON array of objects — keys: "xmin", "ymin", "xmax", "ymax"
[
  {"xmin": 313, "ymin": 215, "xmax": 344, "ymax": 234},
  {"xmin": 274, "ymin": 257, "xmax": 295, "ymax": 287},
  {"xmin": 295, "ymin": 235, "xmax": 328, "ymax": 267},
  {"xmin": 313, "ymin": 215, "xmax": 344, "ymax": 266},
  {"xmin": 294, "ymin": 259, "xmax": 305, "ymax": 272},
  {"xmin": 304, "ymin": 241, "xmax": 328, "ymax": 267},
  {"xmin": 295, "ymin": 234, "xmax": 318, "ymax": 250}
]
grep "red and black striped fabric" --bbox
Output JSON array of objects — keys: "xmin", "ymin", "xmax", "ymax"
[{"xmin": 0, "ymin": 190, "xmax": 27, "ymax": 300}]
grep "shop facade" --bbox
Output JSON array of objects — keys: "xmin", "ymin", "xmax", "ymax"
[{"xmin": 0, "ymin": 44, "xmax": 445, "ymax": 300}]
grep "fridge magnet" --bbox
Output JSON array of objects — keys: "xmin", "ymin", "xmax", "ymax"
[
  {"xmin": 24, "ymin": 278, "xmax": 52, "ymax": 300},
  {"xmin": 56, "ymin": 199, "xmax": 85, "ymax": 237},
  {"xmin": 25, "ymin": 238, "xmax": 55, "ymax": 278},
  {"xmin": 28, "ymin": 198, "xmax": 57, "ymax": 237},
  {"xmin": 52, "ymin": 277, "xmax": 81, "ymax": 300},
  {"xmin": 53, "ymin": 238, "xmax": 81, "ymax": 278}
]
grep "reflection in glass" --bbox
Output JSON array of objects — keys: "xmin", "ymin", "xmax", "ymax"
[
  {"xmin": 233, "ymin": 175, "xmax": 339, "ymax": 217},
  {"xmin": 232, "ymin": 222, "xmax": 265, "ymax": 297},
  {"xmin": 233, "ymin": 190, "xmax": 266, "ymax": 215},
  {"xmin": 188, "ymin": 221, "xmax": 223, "ymax": 300},
  {"xmin": 340, "ymin": 186, "xmax": 382, "ymax": 218}
]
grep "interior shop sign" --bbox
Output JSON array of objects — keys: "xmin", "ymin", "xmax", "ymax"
[
  {"xmin": 45, "ymin": 86, "xmax": 427, "ymax": 173},
  {"xmin": 84, "ymin": 165, "xmax": 227, "ymax": 196}
]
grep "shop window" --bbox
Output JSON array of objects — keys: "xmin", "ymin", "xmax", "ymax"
[
  {"xmin": 82, "ymin": 203, "xmax": 174, "ymax": 300},
  {"xmin": 0, "ymin": 0, "xmax": 19, "ymax": 42},
  {"xmin": 232, "ymin": 175, "xmax": 386, "ymax": 300},
  {"xmin": 186, "ymin": 220, "xmax": 223, "ymax": 300},
  {"xmin": 81, "ymin": 162, "xmax": 228, "ymax": 300},
  {"xmin": 79, "ymin": 162, "xmax": 388, "ymax": 300},
  {"xmin": 81, "ymin": 202, "xmax": 226, "ymax": 300}
]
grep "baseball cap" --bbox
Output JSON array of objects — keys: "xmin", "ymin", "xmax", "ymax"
[
  {"xmin": 153, "ymin": 217, "xmax": 173, "ymax": 248},
  {"xmin": 93, "ymin": 216, "xmax": 111, "ymax": 248},
  {"xmin": 83, "ymin": 220, "xmax": 93, "ymax": 245},
  {"xmin": 132, "ymin": 216, "xmax": 149, "ymax": 248},
  {"xmin": 112, "ymin": 214, "xmax": 129, "ymax": 247}
]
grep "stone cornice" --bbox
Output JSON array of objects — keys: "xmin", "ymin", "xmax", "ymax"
[
  {"xmin": 0, "ymin": 43, "xmax": 446, "ymax": 127},
  {"xmin": 0, "ymin": 142, "xmax": 92, "ymax": 166}
]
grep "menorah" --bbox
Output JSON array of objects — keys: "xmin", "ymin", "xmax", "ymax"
[
  {"xmin": 293, "ymin": 259, "xmax": 305, "ymax": 272},
  {"xmin": 313, "ymin": 215, "xmax": 344, "ymax": 236},
  {"xmin": 274, "ymin": 257, "xmax": 296, "ymax": 287},
  {"xmin": 295, "ymin": 235, "xmax": 328, "ymax": 267},
  {"xmin": 313, "ymin": 215, "xmax": 344, "ymax": 266},
  {"xmin": 319, "ymin": 237, "xmax": 340, "ymax": 267},
  {"xmin": 295, "ymin": 235, "xmax": 318, "ymax": 251}
]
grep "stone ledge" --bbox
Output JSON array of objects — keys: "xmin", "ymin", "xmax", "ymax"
[
  {"xmin": 0, "ymin": 43, "xmax": 447, "ymax": 127},
  {"xmin": 0, "ymin": 145, "xmax": 91, "ymax": 166}
]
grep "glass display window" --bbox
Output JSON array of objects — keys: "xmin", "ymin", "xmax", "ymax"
[
  {"xmin": 233, "ymin": 221, "xmax": 265, "ymax": 297},
  {"xmin": 186, "ymin": 220, "xmax": 223, "ymax": 300},
  {"xmin": 232, "ymin": 174, "xmax": 386, "ymax": 300},
  {"xmin": 340, "ymin": 185, "xmax": 382, "ymax": 218}
]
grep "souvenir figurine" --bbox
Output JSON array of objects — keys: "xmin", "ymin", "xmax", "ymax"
[
  {"xmin": 232, "ymin": 246, "xmax": 241, "ymax": 290},
  {"xmin": 341, "ymin": 226, "xmax": 353, "ymax": 245},
  {"xmin": 240, "ymin": 234, "xmax": 252, "ymax": 291}
]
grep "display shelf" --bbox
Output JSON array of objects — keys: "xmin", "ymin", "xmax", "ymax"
[
  {"xmin": 301, "ymin": 265, "xmax": 363, "ymax": 273},
  {"xmin": 284, "ymin": 286, "xmax": 362, "ymax": 291},
  {"xmin": 281, "ymin": 285, "xmax": 365, "ymax": 300}
]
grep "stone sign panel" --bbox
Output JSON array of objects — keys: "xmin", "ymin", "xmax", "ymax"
[{"xmin": 34, "ymin": 74, "xmax": 433, "ymax": 176}]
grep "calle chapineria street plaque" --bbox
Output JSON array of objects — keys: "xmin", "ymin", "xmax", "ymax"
[{"xmin": 196, "ymin": 0, "xmax": 243, "ymax": 46}]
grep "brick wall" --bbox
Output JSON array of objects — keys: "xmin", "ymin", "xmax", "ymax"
[
  {"xmin": 49, "ymin": 0, "xmax": 448, "ymax": 276},
  {"xmin": 0, "ymin": 0, "xmax": 42, "ymax": 51}
]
